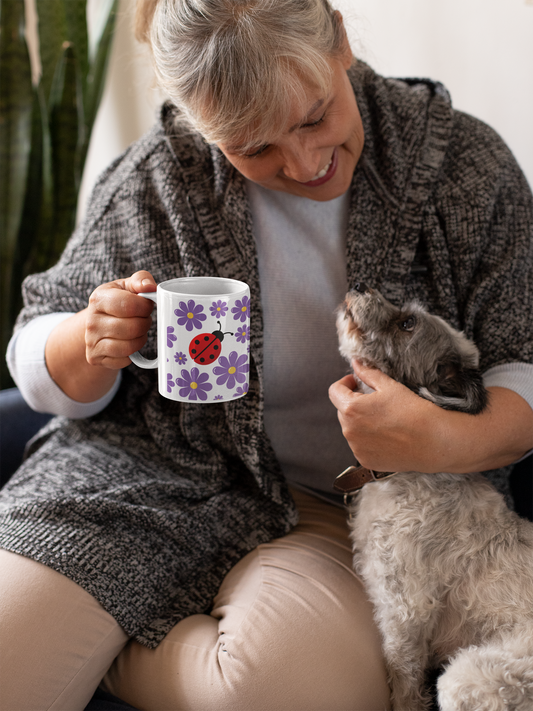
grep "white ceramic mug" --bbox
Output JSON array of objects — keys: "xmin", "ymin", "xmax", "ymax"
[{"xmin": 130, "ymin": 277, "xmax": 250, "ymax": 403}]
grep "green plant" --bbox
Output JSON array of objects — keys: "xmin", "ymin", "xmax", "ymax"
[{"xmin": 0, "ymin": 0, "xmax": 118, "ymax": 388}]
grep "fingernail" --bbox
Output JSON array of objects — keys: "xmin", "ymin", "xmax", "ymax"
[{"xmin": 141, "ymin": 279, "xmax": 152, "ymax": 287}]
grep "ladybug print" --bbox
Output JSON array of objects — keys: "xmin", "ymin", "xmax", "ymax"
[{"xmin": 189, "ymin": 321, "xmax": 233, "ymax": 365}]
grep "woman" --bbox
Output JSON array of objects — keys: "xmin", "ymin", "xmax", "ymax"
[{"xmin": 1, "ymin": 1, "xmax": 532, "ymax": 709}]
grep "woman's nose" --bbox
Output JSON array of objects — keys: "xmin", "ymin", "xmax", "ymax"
[{"xmin": 280, "ymin": 147, "xmax": 322, "ymax": 183}]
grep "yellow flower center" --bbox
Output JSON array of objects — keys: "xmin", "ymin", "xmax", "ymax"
[
  {"xmin": 241, "ymin": 306, "xmax": 247, "ymax": 312},
  {"xmin": 190, "ymin": 382, "xmax": 198, "ymax": 389},
  {"xmin": 228, "ymin": 367, "xmax": 237, "ymax": 375},
  {"xmin": 187, "ymin": 312, "xmax": 194, "ymax": 319}
]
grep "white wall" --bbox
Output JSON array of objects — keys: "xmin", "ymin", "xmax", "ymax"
[
  {"xmin": 79, "ymin": 0, "xmax": 533, "ymax": 221},
  {"xmin": 339, "ymin": 0, "xmax": 533, "ymax": 186},
  {"xmin": 78, "ymin": 0, "xmax": 164, "ymax": 220}
]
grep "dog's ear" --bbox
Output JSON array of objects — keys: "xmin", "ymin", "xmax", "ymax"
[{"xmin": 418, "ymin": 363, "xmax": 489, "ymax": 414}]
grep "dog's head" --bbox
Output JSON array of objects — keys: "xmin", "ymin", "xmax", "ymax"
[{"xmin": 336, "ymin": 283, "xmax": 488, "ymax": 414}]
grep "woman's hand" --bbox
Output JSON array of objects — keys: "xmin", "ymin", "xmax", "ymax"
[
  {"xmin": 45, "ymin": 271, "xmax": 157, "ymax": 403},
  {"xmin": 329, "ymin": 360, "xmax": 533, "ymax": 474},
  {"xmin": 85, "ymin": 271, "xmax": 156, "ymax": 369},
  {"xmin": 329, "ymin": 360, "xmax": 442, "ymax": 473}
]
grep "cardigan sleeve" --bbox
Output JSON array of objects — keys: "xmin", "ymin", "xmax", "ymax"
[
  {"xmin": 13, "ymin": 120, "xmax": 188, "ymax": 334},
  {"xmin": 10, "ymin": 120, "xmax": 191, "ymax": 417},
  {"xmin": 434, "ymin": 111, "xmax": 533, "ymax": 374}
]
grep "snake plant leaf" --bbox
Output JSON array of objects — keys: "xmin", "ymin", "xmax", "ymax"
[
  {"xmin": 35, "ymin": 0, "xmax": 68, "ymax": 110},
  {"xmin": 19, "ymin": 82, "xmax": 53, "ymax": 279},
  {"xmin": 1, "ymin": 0, "xmax": 118, "ymax": 389},
  {"xmin": 9, "ymin": 87, "xmax": 44, "ymax": 319},
  {"xmin": 0, "ymin": 0, "xmax": 34, "ymax": 387},
  {"xmin": 88, "ymin": 0, "xmax": 118, "ymax": 64},
  {"xmin": 81, "ymin": 0, "xmax": 118, "ymax": 167},
  {"xmin": 63, "ymin": 0, "xmax": 89, "ymax": 106},
  {"xmin": 0, "ymin": 0, "xmax": 33, "ymax": 245},
  {"xmin": 47, "ymin": 41, "xmax": 85, "ymax": 265}
]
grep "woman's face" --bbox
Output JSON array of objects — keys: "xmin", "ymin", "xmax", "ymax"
[{"xmin": 217, "ymin": 53, "xmax": 364, "ymax": 202}]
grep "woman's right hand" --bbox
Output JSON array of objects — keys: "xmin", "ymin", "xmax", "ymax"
[
  {"xmin": 85, "ymin": 271, "xmax": 157, "ymax": 369},
  {"xmin": 45, "ymin": 271, "xmax": 157, "ymax": 403}
]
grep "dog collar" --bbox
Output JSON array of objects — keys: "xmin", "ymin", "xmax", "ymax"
[{"xmin": 334, "ymin": 465, "xmax": 398, "ymax": 504}]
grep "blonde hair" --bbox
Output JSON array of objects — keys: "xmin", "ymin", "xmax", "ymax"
[{"xmin": 135, "ymin": 0, "xmax": 348, "ymax": 148}]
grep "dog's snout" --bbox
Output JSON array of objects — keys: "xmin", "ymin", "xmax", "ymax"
[{"xmin": 354, "ymin": 282, "xmax": 369, "ymax": 294}]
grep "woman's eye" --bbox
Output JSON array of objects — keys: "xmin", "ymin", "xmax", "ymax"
[
  {"xmin": 303, "ymin": 112, "xmax": 326, "ymax": 129},
  {"xmin": 243, "ymin": 144, "xmax": 270, "ymax": 159},
  {"xmin": 400, "ymin": 316, "xmax": 416, "ymax": 331},
  {"xmin": 240, "ymin": 111, "xmax": 327, "ymax": 158}
]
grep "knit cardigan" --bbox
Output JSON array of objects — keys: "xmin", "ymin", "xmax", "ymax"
[{"xmin": 1, "ymin": 62, "xmax": 532, "ymax": 648}]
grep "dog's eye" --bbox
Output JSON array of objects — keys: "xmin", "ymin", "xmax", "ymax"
[{"xmin": 400, "ymin": 316, "xmax": 416, "ymax": 332}]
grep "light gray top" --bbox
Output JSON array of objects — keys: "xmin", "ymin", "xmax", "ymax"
[{"xmin": 246, "ymin": 181, "xmax": 355, "ymax": 493}]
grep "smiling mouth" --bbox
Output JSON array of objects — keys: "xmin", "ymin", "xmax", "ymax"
[
  {"xmin": 301, "ymin": 148, "xmax": 338, "ymax": 186},
  {"xmin": 312, "ymin": 158, "xmax": 332, "ymax": 180}
]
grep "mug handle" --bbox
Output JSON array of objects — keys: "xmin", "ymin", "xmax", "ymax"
[{"xmin": 129, "ymin": 292, "xmax": 158, "ymax": 369}]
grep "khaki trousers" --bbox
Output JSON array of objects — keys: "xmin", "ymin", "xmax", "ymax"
[{"xmin": 1, "ymin": 489, "xmax": 391, "ymax": 711}]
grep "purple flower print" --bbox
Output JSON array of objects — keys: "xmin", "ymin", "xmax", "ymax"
[
  {"xmin": 235, "ymin": 325, "xmax": 250, "ymax": 344},
  {"xmin": 175, "ymin": 300, "xmax": 206, "ymax": 331},
  {"xmin": 174, "ymin": 351, "xmax": 187, "ymax": 365},
  {"xmin": 167, "ymin": 373, "xmax": 176, "ymax": 393},
  {"xmin": 177, "ymin": 367, "xmax": 213, "ymax": 401},
  {"xmin": 210, "ymin": 300, "xmax": 228, "ymax": 318},
  {"xmin": 167, "ymin": 326, "xmax": 177, "ymax": 349},
  {"xmin": 233, "ymin": 383, "xmax": 249, "ymax": 398},
  {"xmin": 214, "ymin": 395, "xmax": 224, "ymax": 401},
  {"xmin": 213, "ymin": 351, "xmax": 249, "ymax": 390},
  {"xmin": 231, "ymin": 295, "xmax": 250, "ymax": 323}
]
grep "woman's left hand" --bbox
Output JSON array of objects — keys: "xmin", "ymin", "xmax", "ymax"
[
  {"xmin": 328, "ymin": 360, "xmax": 442, "ymax": 473},
  {"xmin": 329, "ymin": 360, "xmax": 533, "ymax": 474}
]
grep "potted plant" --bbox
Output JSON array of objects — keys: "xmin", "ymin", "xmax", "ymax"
[{"xmin": 0, "ymin": 0, "xmax": 118, "ymax": 388}]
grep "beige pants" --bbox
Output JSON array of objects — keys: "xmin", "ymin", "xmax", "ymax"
[
  {"xmin": 0, "ymin": 490, "xmax": 391, "ymax": 711},
  {"xmin": 0, "ymin": 549, "xmax": 128, "ymax": 711}
]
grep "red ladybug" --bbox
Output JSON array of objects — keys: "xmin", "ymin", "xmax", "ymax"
[{"xmin": 189, "ymin": 321, "xmax": 233, "ymax": 365}]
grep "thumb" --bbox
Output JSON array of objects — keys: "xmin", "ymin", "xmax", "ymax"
[
  {"xmin": 352, "ymin": 359, "xmax": 394, "ymax": 391},
  {"xmin": 126, "ymin": 270, "xmax": 157, "ymax": 294}
]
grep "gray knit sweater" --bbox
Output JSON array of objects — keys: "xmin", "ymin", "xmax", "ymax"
[{"xmin": 1, "ymin": 62, "xmax": 532, "ymax": 647}]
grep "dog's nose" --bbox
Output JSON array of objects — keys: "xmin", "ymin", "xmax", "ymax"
[{"xmin": 354, "ymin": 282, "xmax": 369, "ymax": 294}]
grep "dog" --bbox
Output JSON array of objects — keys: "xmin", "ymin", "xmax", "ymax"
[{"xmin": 335, "ymin": 283, "xmax": 533, "ymax": 711}]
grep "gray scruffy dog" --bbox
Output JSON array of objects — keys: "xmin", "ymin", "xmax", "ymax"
[{"xmin": 336, "ymin": 283, "xmax": 533, "ymax": 711}]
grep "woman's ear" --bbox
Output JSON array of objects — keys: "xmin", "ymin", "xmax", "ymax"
[{"xmin": 333, "ymin": 11, "xmax": 354, "ymax": 69}]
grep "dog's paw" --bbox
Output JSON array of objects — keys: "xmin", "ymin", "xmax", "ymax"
[
  {"xmin": 388, "ymin": 669, "xmax": 434, "ymax": 711},
  {"xmin": 390, "ymin": 690, "xmax": 433, "ymax": 711},
  {"xmin": 438, "ymin": 644, "xmax": 533, "ymax": 711}
]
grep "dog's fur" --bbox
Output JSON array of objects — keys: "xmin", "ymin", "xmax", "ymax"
[{"xmin": 336, "ymin": 284, "xmax": 533, "ymax": 711}]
